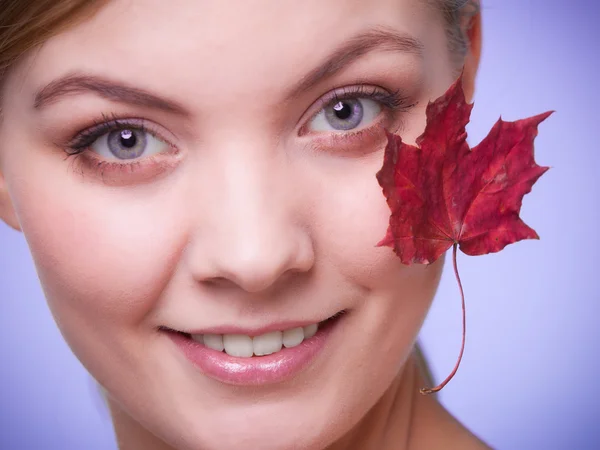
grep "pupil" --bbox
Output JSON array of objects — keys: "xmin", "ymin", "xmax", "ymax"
[
  {"xmin": 333, "ymin": 101, "xmax": 352, "ymax": 120},
  {"xmin": 120, "ymin": 130, "xmax": 137, "ymax": 148}
]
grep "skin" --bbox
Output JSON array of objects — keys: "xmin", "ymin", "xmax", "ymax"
[{"xmin": 0, "ymin": 1, "xmax": 486, "ymax": 449}]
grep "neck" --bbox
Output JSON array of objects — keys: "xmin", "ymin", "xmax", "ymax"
[
  {"xmin": 326, "ymin": 352, "xmax": 421, "ymax": 450},
  {"xmin": 329, "ymin": 352, "xmax": 485, "ymax": 450},
  {"xmin": 107, "ymin": 353, "xmax": 482, "ymax": 450}
]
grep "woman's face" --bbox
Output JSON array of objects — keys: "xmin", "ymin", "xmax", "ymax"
[{"xmin": 0, "ymin": 0, "xmax": 455, "ymax": 448}]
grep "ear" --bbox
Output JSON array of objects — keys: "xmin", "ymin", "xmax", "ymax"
[
  {"xmin": 0, "ymin": 171, "xmax": 21, "ymax": 232},
  {"xmin": 461, "ymin": 1, "xmax": 482, "ymax": 103}
]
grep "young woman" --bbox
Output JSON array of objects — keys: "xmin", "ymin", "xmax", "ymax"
[{"xmin": 0, "ymin": 0, "xmax": 489, "ymax": 448}]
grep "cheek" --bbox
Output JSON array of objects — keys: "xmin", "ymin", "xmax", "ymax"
[
  {"xmin": 305, "ymin": 154, "xmax": 443, "ymax": 431},
  {"xmin": 308, "ymin": 150, "xmax": 443, "ymax": 342},
  {"xmin": 307, "ymin": 150, "xmax": 432, "ymax": 286},
  {"xmin": 7, "ymin": 149, "xmax": 187, "ymax": 334}
]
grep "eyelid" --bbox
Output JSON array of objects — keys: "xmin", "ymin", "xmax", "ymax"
[
  {"xmin": 313, "ymin": 85, "xmax": 399, "ymax": 110},
  {"xmin": 65, "ymin": 114, "xmax": 178, "ymax": 155},
  {"xmin": 61, "ymin": 116, "xmax": 183, "ymax": 186},
  {"xmin": 299, "ymin": 84, "xmax": 415, "ymax": 136}
]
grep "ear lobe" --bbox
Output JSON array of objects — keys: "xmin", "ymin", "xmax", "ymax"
[
  {"xmin": 0, "ymin": 173, "xmax": 21, "ymax": 232},
  {"xmin": 460, "ymin": 2, "xmax": 482, "ymax": 103}
]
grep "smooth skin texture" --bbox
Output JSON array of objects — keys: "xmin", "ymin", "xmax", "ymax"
[{"xmin": 0, "ymin": 0, "xmax": 486, "ymax": 449}]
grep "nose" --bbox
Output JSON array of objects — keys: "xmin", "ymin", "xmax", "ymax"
[{"xmin": 186, "ymin": 151, "xmax": 314, "ymax": 294}]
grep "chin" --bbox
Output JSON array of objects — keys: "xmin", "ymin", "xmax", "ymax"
[{"xmin": 145, "ymin": 403, "xmax": 343, "ymax": 450}]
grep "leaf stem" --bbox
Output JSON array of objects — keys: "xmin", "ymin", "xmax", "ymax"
[{"xmin": 420, "ymin": 242, "xmax": 466, "ymax": 395}]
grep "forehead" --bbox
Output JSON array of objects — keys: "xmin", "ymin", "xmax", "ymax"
[{"xmin": 10, "ymin": 0, "xmax": 443, "ymax": 110}]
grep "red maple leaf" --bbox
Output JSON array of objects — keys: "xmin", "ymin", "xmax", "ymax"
[{"xmin": 376, "ymin": 75, "xmax": 551, "ymax": 393}]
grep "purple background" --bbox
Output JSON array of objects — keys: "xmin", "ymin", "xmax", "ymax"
[{"xmin": 1, "ymin": 0, "xmax": 598, "ymax": 448}]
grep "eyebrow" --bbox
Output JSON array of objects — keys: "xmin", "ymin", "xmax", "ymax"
[
  {"xmin": 33, "ymin": 73, "xmax": 189, "ymax": 114},
  {"xmin": 33, "ymin": 26, "xmax": 422, "ymax": 113},
  {"xmin": 287, "ymin": 26, "xmax": 424, "ymax": 98}
]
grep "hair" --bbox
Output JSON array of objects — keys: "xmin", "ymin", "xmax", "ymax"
[
  {"xmin": 0, "ymin": 0, "xmax": 479, "ymax": 89},
  {"xmin": 0, "ymin": 0, "xmax": 479, "ymax": 388},
  {"xmin": 432, "ymin": 0, "xmax": 480, "ymax": 66}
]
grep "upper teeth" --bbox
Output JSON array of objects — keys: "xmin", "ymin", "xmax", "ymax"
[{"xmin": 192, "ymin": 323, "xmax": 319, "ymax": 358}]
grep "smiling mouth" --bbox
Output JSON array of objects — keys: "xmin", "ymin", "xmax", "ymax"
[{"xmin": 162, "ymin": 311, "xmax": 346, "ymax": 359}]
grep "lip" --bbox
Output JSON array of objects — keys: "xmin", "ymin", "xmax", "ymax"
[{"xmin": 165, "ymin": 315, "xmax": 342, "ymax": 386}]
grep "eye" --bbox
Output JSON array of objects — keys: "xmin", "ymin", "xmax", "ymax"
[
  {"xmin": 307, "ymin": 98, "xmax": 382, "ymax": 132},
  {"xmin": 91, "ymin": 127, "xmax": 169, "ymax": 161}
]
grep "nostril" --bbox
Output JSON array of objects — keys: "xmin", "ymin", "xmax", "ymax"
[
  {"xmin": 186, "ymin": 220, "xmax": 315, "ymax": 294},
  {"xmin": 219, "ymin": 266, "xmax": 292, "ymax": 294},
  {"xmin": 203, "ymin": 277, "xmax": 237, "ymax": 288}
]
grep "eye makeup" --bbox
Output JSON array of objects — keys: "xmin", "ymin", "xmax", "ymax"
[
  {"xmin": 307, "ymin": 84, "xmax": 415, "ymax": 118},
  {"xmin": 300, "ymin": 84, "xmax": 417, "ymax": 154},
  {"xmin": 58, "ymin": 82, "xmax": 418, "ymax": 183},
  {"xmin": 61, "ymin": 114, "xmax": 180, "ymax": 184}
]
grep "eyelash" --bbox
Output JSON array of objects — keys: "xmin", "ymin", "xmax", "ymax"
[
  {"xmin": 314, "ymin": 84, "xmax": 415, "ymax": 114},
  {"xmin": 62, "ymin": 113, "xmax": 178, "ymax": 181},
  {"xmin": 66, "ymin": 113, "xmax": 152, "ymax": 154},
  {"xmin": 63, "ymin": 86, "xmax": 416, "ymax": 179},
  {"xmin": 302, "ymin": 85, "xmax": 416, "ymax": 148}
]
